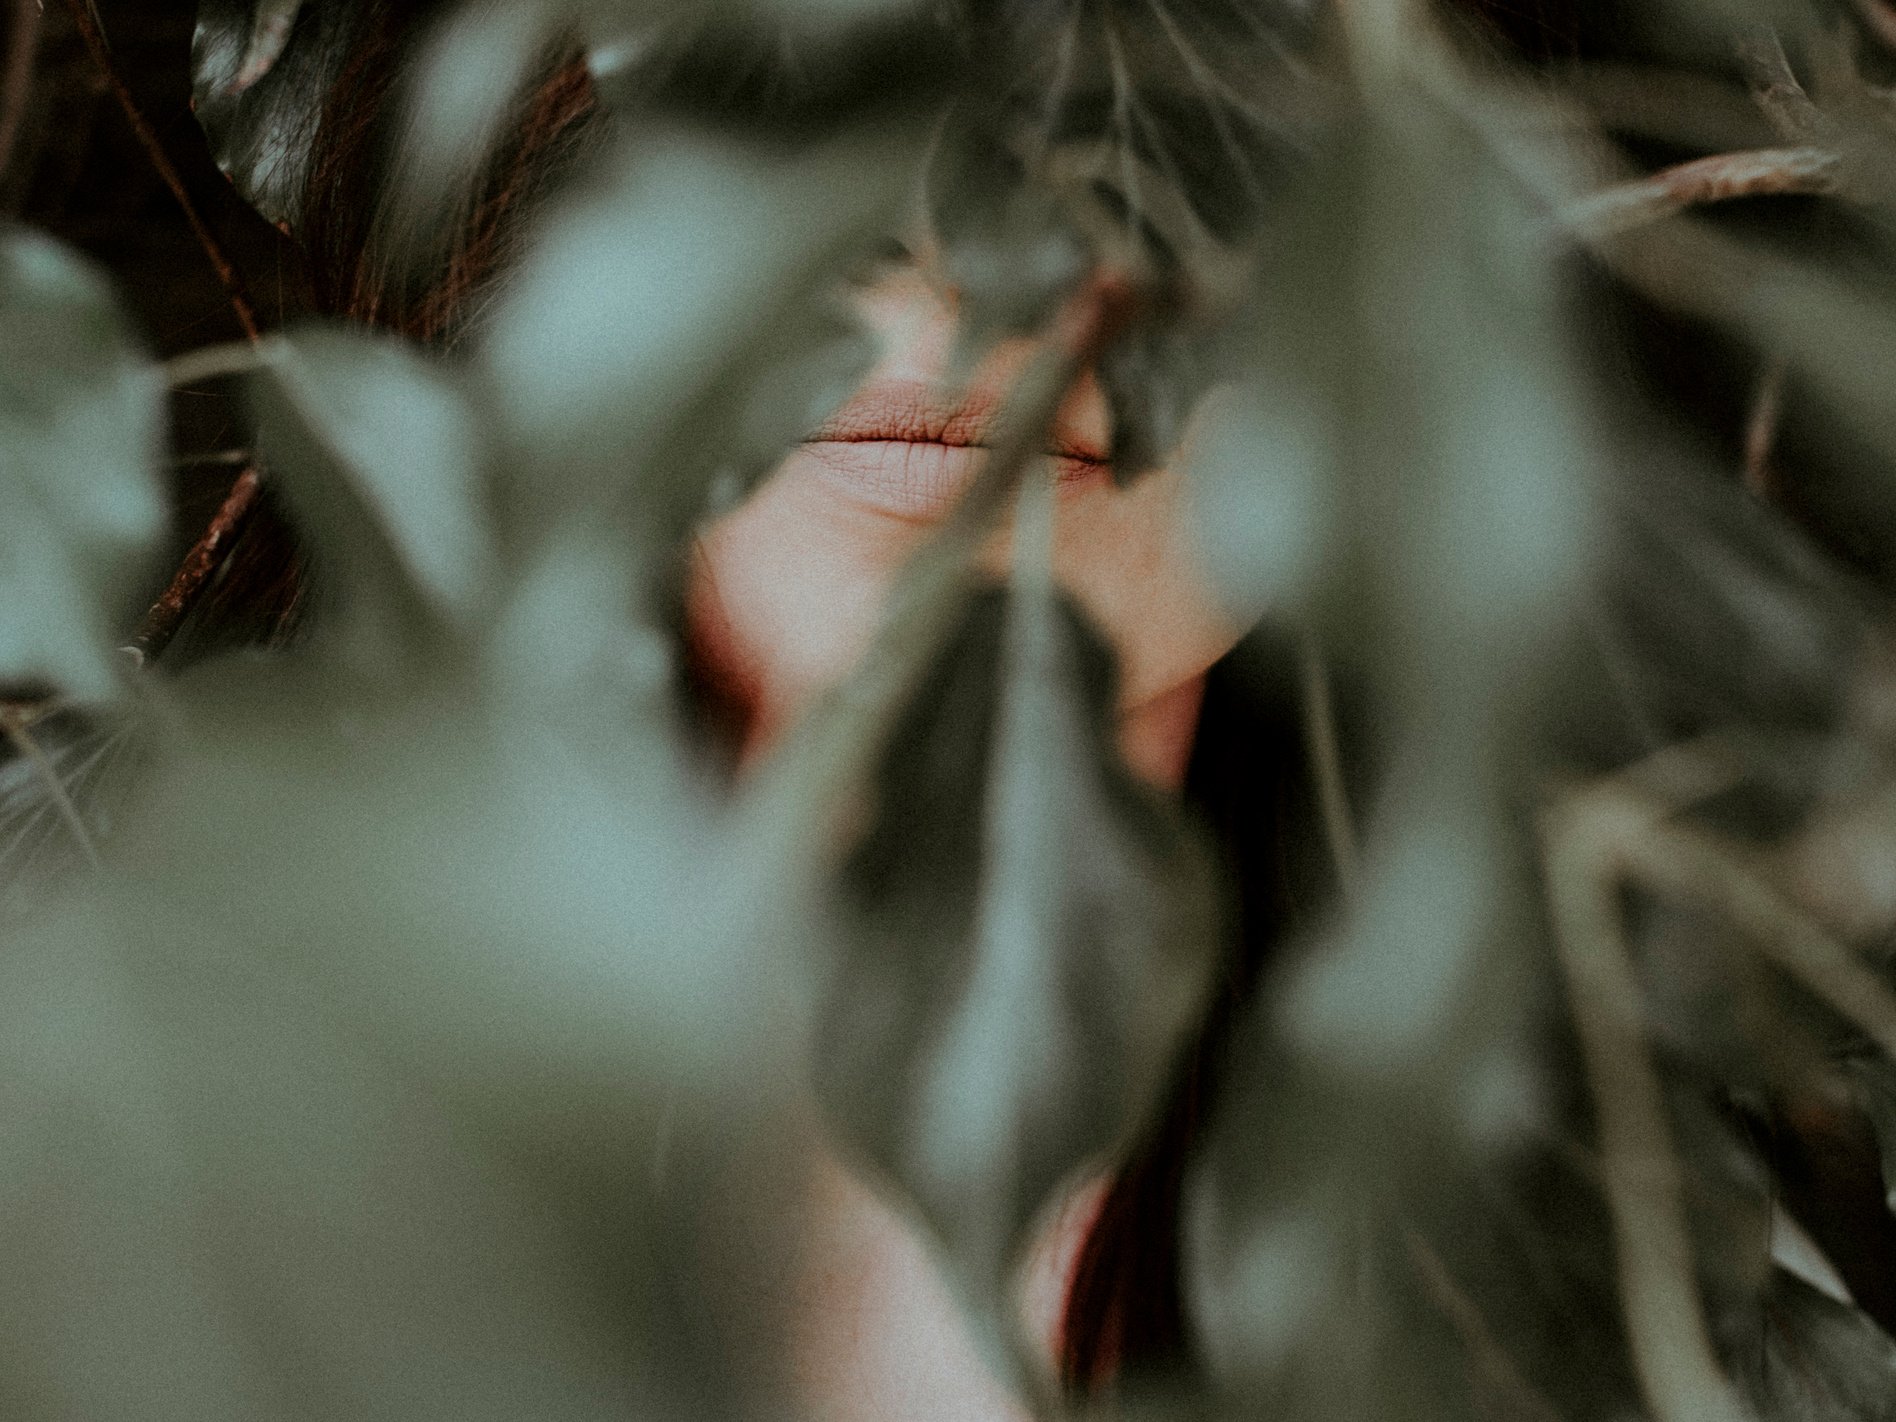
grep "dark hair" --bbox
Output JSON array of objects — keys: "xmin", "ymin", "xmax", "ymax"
[{"xmin": 1059, "ymin": 632, "xmax": 1339, "ymax": 1391}]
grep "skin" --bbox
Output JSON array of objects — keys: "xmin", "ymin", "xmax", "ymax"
[
  {"xmin": 688, "ymin": 260, "xmax": 1239, "ymax": 788},
  {"xmin": 686, "ymin": 255, "xmax": 1242, "ymax": 1418}
]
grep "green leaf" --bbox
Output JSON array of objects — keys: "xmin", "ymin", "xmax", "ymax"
[
  {"xmin": 0, "ymin": 886, "xmax": 694, "ymax": 1421},
  {"xmin": 813, "ymin": 568, "xmax": 1218, "ymax": 1345},
  {"xmin": 0, "ymin": 230, "xmax": 163, "ymax": 702},
  {"xmin": 479, "ymin": 126, "xmax": 922, "ymax": 546},
  {"xmin": 247, "ymin": 328, "xmax": 499, "ymax": 654}
]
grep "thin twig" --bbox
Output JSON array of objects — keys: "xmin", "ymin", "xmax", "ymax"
[
  {"xmin": 1298, "ymin": 625, "xmax": 1359, "ymax": 901},
  {"xmin": 150, "ymin": 332, "xmax": 280, "ymax": 665},
  {"xmin": 1562, "ymin": 146, "xmax": 1842, "ymax": 239},
  {"xmin": 133, "ymin": 466, "xmax": 263, "ymax": 660},
  {"xmin": 1404, "ymin": 1231, "xmax": 1568, "ymax": 1422},
  {"xmin": 1544, "ymin": 749, "xmax": 1896, "ymax": 1421},
  {"xmin": 0, "ymin": 705, "xmax": 101, "ymax": 870},
  {"xmin": 1743, "ymin": 356, "xmax": 1788, "ymax": 501},
  {"xmin": 166, "ymin": 339, "xmax": 273, "ymax": 389},
  {"xmin": 60, "ymin": 0, "xmax": 262, "ymax": 343},
  {"xmin": 1540, "ymin": 789, "xmax": 1752, "ymax": 1422},
  {"xmin": 1628, "ymin": 812, "xmax": 1896, "ymax": 1066},
  {"xmin": 1734, "ymin": 29, "xmax": 1823, "ymax": 142},
  {"xmin": 0, "ymin": 0, "xmax": 40, "ymax": 191}
]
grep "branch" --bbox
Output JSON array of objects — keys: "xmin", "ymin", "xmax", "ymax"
[
  {"xmin": 1540, "ymin": 789, "xmax": 1753, "ymax": 1422},
  {"xmin": 1628, "ymin": 812, "xmax": 1896, "ymax": 1066},
  {"xmin": 131, "ymin": 466, "xmax": 263, "ymax": 661},
  {"xmin": 1562, "ymin": 146, "xmax": 1842, "ymax": 239},
  {"xmin": 1742, "ymin": 356, "xmax": 1788, "ymax": 501},
  {"xmin": 60, "ymin": 0, "xmax": 262, "ymax": 343},
  {"xmin": 1298, "ymin": 626, "xmax": 1359, "ymax": 901},
  {"xmin": 1734, "ymin": 29, "xmax": 1823, "ymax": 142},
  {"xmin": 1543, "ymin": 744, "xmax": 1896, "ymax": 1421}
]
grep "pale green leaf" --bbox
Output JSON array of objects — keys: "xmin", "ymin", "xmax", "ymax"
[{"xmin": 0, "ymin": 230, "xmax": 163, "ymax": 701}]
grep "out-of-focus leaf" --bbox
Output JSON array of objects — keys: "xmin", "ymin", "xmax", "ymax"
[
  {"xmin": 0, "ymin": 884, "xmax": 694, "ymax": 1421},
  {"xmin": 814, "ymin": 570, "xmax": 1217, "ymax": 1344},
  {"xmin": 247, "ymin": 329, "xmax": 498, "ymax": 653},
  {"xmin": 1726, "ymin": 1272, "xmax": 1896, "ymax": 1419},
  {"xmin": 0, "ymin": 230, "xmax": 163, "ymax": 701},
  {"xmin": 125, "ymin": 662, "xmax": 755, "ymax": 1127},
  {"xmin": 1183, "ymin": 376, "xmax": 1332, "ymax": 624},
  {"xmin": 480, "ymin": 125, "xmax": 923, "ymax": 545},
  {"xmin": 925, "ymin": 0, "xmax": 1330, "ymax": 483},
  {"xmin": 371, "ymin": 0, "xmax": 574, "ymax": 294},
  {"xmin": 1185, "ymin": 79, "xmax": 1607, "ymax": 1418}
]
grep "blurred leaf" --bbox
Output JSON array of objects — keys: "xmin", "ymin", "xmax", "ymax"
[
  {"xmin": 1727, "ymin": 1272, "xmax": 1896, "ymax": 1420},
  {"xmin": 925, "ymin": 0, "xmax": 1330, "ymax": 482},
  {"xmin": 0, "ymin": 886, "xmax": 693, "ymax": 1421},
  {"xmin": 125, "ymin": 659, "xmax": 756, "ymax": 1127},
  {"xmin": 0, "ymin": 229, "xmax": 163, "ymax": 701},
  {"xmin": 247, "ymin": 329, "xmax": 498, "ymax": 657},
  {"xmin": 480, "ymin": 125, "xmax": 923, "ymax": 545},
  {"xmin": 1183, "ymin": 72, "xmax": 1613, "ymax": 1420},
  {"xmin": 371, "ymin": 0, "xmax": 573, "ymax": 294},
  {"xmin": 814, "ymin": 572, "xmax": 1218, "ymax": 1343},
  {"xmin": 1183, "ymin": 376, "xmax": 1332, "ymax": 625}
]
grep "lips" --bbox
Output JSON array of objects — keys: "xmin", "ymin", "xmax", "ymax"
[{"xmin": 797, "ymin": 376, "xmax": 1111, "ymax": 518}]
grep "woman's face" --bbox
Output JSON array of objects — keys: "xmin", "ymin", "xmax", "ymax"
[{"xmin": 687, "ymin": 256, "xmax": 1242, "ymax": 789}]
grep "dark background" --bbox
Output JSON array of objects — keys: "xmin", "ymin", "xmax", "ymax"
[{"xmin": 3, "ymin": 0, "xmax": 305, "ymax": 576}]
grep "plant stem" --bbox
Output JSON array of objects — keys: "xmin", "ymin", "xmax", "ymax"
[
  {"xmin": 1734, "ymin": 29, "xmax": 1822, "ymax": 142},
  {"xmin": 1562, "ymin": 146, "xmax": 1841, "ymax": 238},
  {"xmin": 60, "ymin": 0, "xmax": 262, "ymax": 343},
  {"xmin": 1540, "ymin": 789, "xmax": 1753, "ymax": 1422},
  {"xmin": 1743, "ymin": 356, "xmax": 1788, "ymax": 500},
  {"xmin": 1298, "ymin": 626, "xmax": 1359, "ymax": 902},
  {"xmin": 133, "ymin": 466, "xmax": 263, "ymax": 660}
]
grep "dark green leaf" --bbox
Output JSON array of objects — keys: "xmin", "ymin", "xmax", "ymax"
[
  {"xmin": 814, "ymin": 576, "xmax": 1218, "ymax": 1337},
  {"xmin": 246, "ymin": 329, "xmax": 497, "ymax": 658}
]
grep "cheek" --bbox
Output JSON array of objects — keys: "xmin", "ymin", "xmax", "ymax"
[
  {"xmin": 1040, "ymin": 463, "xmax": 1242, "ymax": 710},
  {"xmin": 687, "ymin": 459, "xmax": 930, "ymax": 756},
  {"xmin": 687, "ymin": 457, "xmax": 1241, "ymax": 759}
]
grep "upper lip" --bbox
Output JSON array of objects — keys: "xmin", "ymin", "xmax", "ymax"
[{"xmin": 802, "ymin": 377, "xmax": 1110, "ymax": 466}]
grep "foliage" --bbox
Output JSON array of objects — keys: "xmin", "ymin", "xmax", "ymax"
[{"xmin": 9, "ymin": 0, "xmax": 1896, "ymax": 1419}]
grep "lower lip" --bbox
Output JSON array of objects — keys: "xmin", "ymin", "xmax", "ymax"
[{"xmin": 797, "ymin": 439, "xmax": 1109, "ymax": 520}]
